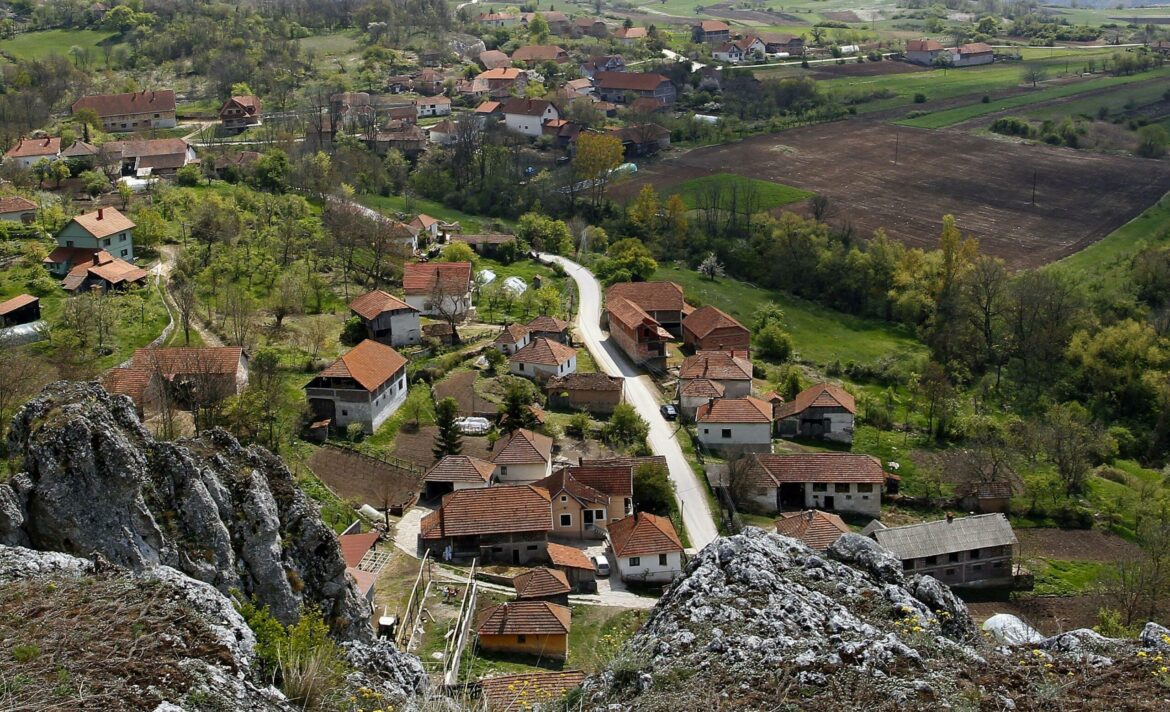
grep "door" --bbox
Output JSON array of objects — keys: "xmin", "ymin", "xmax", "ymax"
[
  {"xmin": 824, "ymin": 496, "xmax": 835, "ymax": 511},
  {"xmin": 512, "ymin": 548, "xmax": 521, "ymax": 565}
]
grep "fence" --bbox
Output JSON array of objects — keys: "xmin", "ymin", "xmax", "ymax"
[
  {"xmin": 396, "ymin": 550, "xmax": 431, "ymax": 651},
  {"xmin": 323, "ymin": 441, "xmax": 426, "ymax": 476},
  {"xmin": 442, "ymin": 559, "xmax": 478, "ymax": 687}
]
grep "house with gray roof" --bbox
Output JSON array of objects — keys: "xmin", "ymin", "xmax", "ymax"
[{"xmin": 867, "ymin": 513, "xmax": 1020, "ymax": 589}]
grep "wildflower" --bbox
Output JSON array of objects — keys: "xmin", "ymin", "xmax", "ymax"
[
  {"xmin": 1044, "ymin": 663, "xmax": 1053, "ymax": 669},
  {"xmin": 1138, "ymin": 651, "xmax": 1148, "ymax": 658},
  {"xmin": 1161, "ymin": 666, "xmax": 1168, "ymax": 674},
  {"xmin": 1032, "ymin": 649, "xmax": 1044, "ymax": 657}
]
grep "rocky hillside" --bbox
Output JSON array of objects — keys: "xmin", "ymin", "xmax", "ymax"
[{"xmin": 579, "ymin": 528, "xmax": 1170, "ymax": 711}]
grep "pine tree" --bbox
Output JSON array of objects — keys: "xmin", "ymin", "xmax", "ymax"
[{"xmin": 433, "ymin": 397, "xmax": 463, "ymax": 459}]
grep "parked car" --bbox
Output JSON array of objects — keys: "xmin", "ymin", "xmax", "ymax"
[
  {"xmin": 660, "ymin": 404, "xmax": 678, "ymax": 421},
  {"xmin": 591, "ymin": 554, "xmax": 611, "ymax": 577}
]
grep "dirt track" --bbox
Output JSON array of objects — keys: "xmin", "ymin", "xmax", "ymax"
[{"xmin": 612, "ymin": 120, "xmax": 1170, "ymax": 268}]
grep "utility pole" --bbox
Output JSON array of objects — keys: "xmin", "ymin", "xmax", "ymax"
[
  {"xmin": 893, "ymin": 129, "xmax": 899, "ymax": 165},
  {"xmin": 1031, "ymin": 170, "xmax": 1037, "ymax": 206}
]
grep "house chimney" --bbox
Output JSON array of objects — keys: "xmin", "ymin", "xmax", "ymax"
[
  {"xmin": 93, "ymin": 252, "xmax": 101, "ymax": 265},
  {"xmin": 97, "ymin": 208, "xmax": 104, "ymax": 220},
  {"xmin": 945, "ymin": 512, "xmax": 954, "ymax": 524},
  {"xmin": 805, "ymin": 510, "xmax": 814, "ymax": 522}
]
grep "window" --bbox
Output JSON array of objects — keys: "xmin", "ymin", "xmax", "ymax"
[
  {"xmin": 526, "ymin": 545, "xmax": 538, "ymax": 551},
  {"xmin": 924, "ymin": 556, "xmax": 937, "ymax": 565},
  {"xmin": 948, "ymin": 553, "xmax": 959, "ymax": 563},
  {"xmin": 629, "ymin": 557, "xmax": 640, "ymax": 567},
  {"xmin": 559, "ymin": 514, "xmax": 572, "ymax": 527},
  {"xmin": 120, "ymin": 234, "xmax": 126, "ymax": 242},
  {"xmin": 992, "ymin": 561, "xmax": 1004, "ymax": 569},
  {"xmin": 902, "ymin": 560, "xmax": 914, "ymax": 571},
  {"xmin": 517, "ymin": 635, "xmax": 526, "ymax": 643},
  {"xmin": 969, "ymin": 549, "xmax": 980, "ymax": 559},
  {"xmin": 492, "ymin": 547, "xmax": 504, "ymax": 552},
  {"xmin": 120, "ymin": 250, "xmax": 128, "ymax": 257},
  {"xmin": 341, "ymin": 409, "xmax": 348, "ymax": 416},
  {"xmin": 856, "ymin": 483, "xmax": 873, "ymax": 493},
  {"xmin": 721, "ymin": 429, "xmax": 732, "ymax": 439},
  {"xmin": 834, "ymin": 484, "xmax": 849, "ymax": 493},
  {"xmin": 812, "ymin": 483, "xmax": 827, "ymax": 492},
  {"xmin": 703, "ymin": 429, "xmax": 709, "ymax": 435},
  {"xmin": 972, "ymin": 564, "xmax": 983, "ymax": 571},
  {"xmin": 500, "ymin": 466, "xmax": 507, "ymax": 477},
  {"xmin": 659, "ymin": 554, "xmax": 668, "ymax": 566},
  {"xmin": 560, "ymin": 495, "xmax": 567, "ymax": 502},
  {"xmin": 66, "ymin": 240, "xmax": 74, "ymax": 247},
  {"xmin": 945, "ymin": 568, "xmax": 956, "ymax": 576},
  {"xmin": 518, "ymin": 363, "xmax": 524, "ymax": 371}
]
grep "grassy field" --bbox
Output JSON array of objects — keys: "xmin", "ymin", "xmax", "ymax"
[
  {"xmin": 1023, "ymin": 78, "xmax": 1170, "ymax": 120},
  {"xmin": 358, "ymin": 193, "xmax": 506, "ymax": 232},
  {"xmin": 655, "ymin": 265, "xmax": 926, "ymax": 368},
  {"xmin": 1030, "ymin": 559, "xmax": 1112, "ymax": 596},
  {"xmin": 1053, "ymin": 191, "xmax": 1170, "ymax": 297},
  {"xmin": 896, "ymin": 67, "xmax": 1170, "ymax": 129},
  {"xmin": 297, "ymin": 31, "xmax": 361, "ymax": 57},
  {"xmin": 0, "ymin": 29, "xmax": 119, "ymax": 61},
  {"xmin": 664, "ymin": 173, "xmax": 811, "ymax": 212}
]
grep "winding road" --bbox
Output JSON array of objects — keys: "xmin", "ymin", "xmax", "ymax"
[{"xmin": 541, "ymin": 254, "xmax": 719, "ymax": 551}]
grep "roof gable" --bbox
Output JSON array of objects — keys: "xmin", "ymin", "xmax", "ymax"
[
  {"xmin": 510, "ymin": 337, "xmax": 577, "ymax": 366},
  {"xmin": 421, "ymin": 485, "xmax": 552, "ymax": 539},
  {"xmin": 403, "ymin": 261, "xmax": 473, "ymax": 295},
  {"xmin": 608, "ymin": 512, "xmax": 683, "ymax": 557},
  {"xmin": 511, "ymin": 567, "xmax": 571, "ymax": 598},
  {"xmin": 774, "ymin": 383, "xmax": 856, "ymax": 419},
  {"xmin": 750, "ymin": 453, "xmax": 885, "ymax": 486},
  {"xmin": 695, "ymin": 396, "xmax": 773, "ymax": 423},
  {"xmin": 775, "ymin": 510, "xmax": 850, "ymax": 550},
  {"xmin": 72, "ymin": 90, "xmax": 176, "ymax": 117},
  {"xmin": 316, "ymin": 339, "xmax": 406, "ymax": 391},
  {"xmin": 424, "ymin": 455, "xmax": 496, "ymax": 485},
  {"xmin": 682, "ymin": 305, "xmax": 748, "ymax": 340},
  {"xmin": 492, "ymin": 428, "xmax": 554, "ymax": 465},
  {"xmin": 678, "ymin": 352, "xmax": 753, "ymax": 381},
  {"xmin": 476, "ymin": 601, "xmax": 570, "ymax": 635},
  {"xmin": 349, "ymin": 289, "xmax": 416, "ymax": 319}
]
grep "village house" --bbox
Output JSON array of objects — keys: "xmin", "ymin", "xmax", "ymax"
[
  {"xmin": 952, "ymin": 42, "xmax": 994, "ymax": 67},
  {"xmin": 415, "ymin": 69, "xmax": 446, "ymax": 95},
  {"xmin": 956, "ymin": 480, "xmax": 1014, "ymax": 514},
  {"xmin": 493, "ymin": 323, "xmax": 532, "ymax": 356},
  {"xmin": 3, "ymin": 137, "xmax": 60, "ymax": 169},
  {"xmin": 695, "ymin": 396, "xmax": 774, "ymax": 452},
  {"xmin": 105, "ymin": 347, "xmax": 249, "ymax": 414},
  {"xmin": 545, "ymin": 372, "xmax": 624, "ymax": 415},
  {"xmin": 58, "ymin": 250, "xmax": 149, "ymax": 293},
  {"xmin": 414, "ymin": 95, "xmax": 452, "ymax": 118},
  {"xmin": 348, "ymin": 289, "xmax": 421, "ymax": 347},
  {"xmin": 475, "ymin": 67, "xmax": 528, "ymax": 98},
  {"xmin": 478, "ymin": 12, "xmax": 519, "ymax": 27},
  {"xmin": 713, "ymin": 36, "xmax": 766, "ymax": 64},
  {"xmin": 213, "ymin": 151, "xmax": 261, "ymax": 180},
  {"xmin": 423, "ymin": 454, "xmax": 497, "ymax": 498},
  {"xmin": 775, "ymin": 510, "xmax": 851, "ymax": 551},
  {"xmin": 682, "ymin": 305, "xmax": 750, "ymax": 353},
  {"xmin": 580, "ymin": 55, "xmax": 626, "ymax": 78},
  {"xmin": 427, "ymin": 119, "xmax": 458, "ymax": 146},
  {"xmin": 501, "ymin": 98, "xmax": 561, "ymax": 138},
  {"xmin": 760, "ymin": 33, "xmax": 805, "ymax": 56},
  {"xmin": 522, "ymin": 11, "xmax": 570, "ymax": 34},
  {"xmin": 592, "ymin": 71, "xmax": 676, "ymax": 105},
  {"xmin": 0, "ymin": 294, "xmax": 40, "ymax": 328},
  {"xmin": 607, "ymin": 512, "xmax": 685, "ymax": 583},
  {"xmin": 402, "ymin": 261, "xmax": 473, "ymax": 319},
  {"xmin": 475, "ymin": 600, "xmax": 571, "ymax": 659},
  {"xmin": 511, "ymin": 567, "xmax": 571, "ymax": 604},
  {"xmin": 510, "ymin": 337, "xmax": 578, "ymax": 383},
  {"xmin": 511, "ymin": 45, "xmax": 570, "ymax": 66},
  {"xmin": 104, "ymin": 138, "xmax": 197, "ymax": 177},
  {"xmin": 605, "ymin": 281, "xmax": 688, "ymax": 335},
  {"xmin": 774, "ymin": 383, "xmax": 856, "ymax": 443},
  {"xmin": 218, "ymin": 95, "xmax": 262, "ymax": 132},
  {"xmin": 338, "ymin": 531, "xmax": 380, "ymax": 604},
  {"xmin": 477, "ymin": 49, "xmax": 512, "ymax": 71},
  {"xmin": 477, "ymin": 671, "xmax": 586, "ymax": 712},
  {"xmin": 304, "ymin": 339, "xmax": 408, "ymax": 434},
  {"xmin": 743, "ymin": 453, "xmax": 886, "ymax": 516},
  {"xmin": 606, "ymin": 296, "xmax": 671, "ymax": 370},
  {"xmin": 71, "ymin": 90, "xmax": 177, "ymax": 132},
  {"xmin": 613, "ymin": 26, "xmax": 646, "ymax": 45},
  {"xmin": 677, "ymin": 351, "xmax": 753, "ymax": 400},
  {"xmin": 61, "ymin": 140, "xmax": 100, "ymax": 170},
  {"xmin": 0, "ymin": 196, "xmax": 37, "ymax": 224},
  {"xmin": 420, "ymin": 484, "xmax": 552, "ymax": 563},
  {"xmin": 905, "ymin": 39, "xmax": 945, "ymax": 65},
  {"xmin": 692, "ymin": 19, "xmax": 731, "ymax": 44},
  {"xmin": 607, "ymin": 124, "xmax": 671, "ymax": 158},
  {"xmin": 538, "ymin": 465, "xmax": 633, "ymax": 540},
  {"xmin": 387, "ymin": 75, "xmax": 415, "ymax": 93},
  {"xmin": 492, "ymin": 428, "xmax": 554, "ymax": 483},
  {"xmin": 545, "ymin": 542, "xmax": 597, "ymax": 592},
  {"xmin": 47, "ymin": 206, "xmax": 136, "ymax": 269},
  {"xmin": 575, "ymin": 17, "xmax": 609, "ymax": 38},
  {"xmin": 868, "ymin": 513, "xmax": 1019, "ymax": 588},
  {"xmin": 408, "ymin": 213, "xmax": 442, "ymax": 241},
  {"xmin": 526, "ymin": 315, "xmax": 571, "ymax": 344},
  {"xmin": 369, "ymin": 125, "xmax": 428, "ymax": 156},
  {"xmin": 678, "ymin": 378, "xmax": 725, "ymax": 421}
]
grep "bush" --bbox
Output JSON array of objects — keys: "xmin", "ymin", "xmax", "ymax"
[
  {"xmin": 913, "ymin": 93, "xmax": 927, "ymax": 104},
  {"xmin": 981, "ymin": 95, "xmax": 991, "ymax": 103},
  {"xmin": 633, "ymin": 462, "xmax": 675, "ymax": 516},
  {"xmin": 1136, "ymin": 125, "xmax": 1168, "ymax": 159},
  {"xmin": 567, "ymin": 410, "xmax": 591, "ymax": 438},
  {"xmin": 339, "ymin": 316, "xmax": 366, "ymax": 346},
  {"xmin": 756, "ymin": 323, "xmax": 793, "ymax": 361},
  {"xmin": 176, "ymin": 164, "xmax": 201, "ymax": 187},
  {"xmin": 990, "ymin": 116, "xmax": 1035, "ymax": 138}
]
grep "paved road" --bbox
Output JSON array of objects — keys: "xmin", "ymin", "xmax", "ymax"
[{"xmin": 541, "ymin": 254, "xmax": 719, "ymax": 551}]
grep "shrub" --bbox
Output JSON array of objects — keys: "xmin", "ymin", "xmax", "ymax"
[
  {"xmin": 913, "ymin": 93, "xmax": 927, "ymax": 104},
  {"xmin": 981, "ymin": 95, "xmax": 991, "ymax": 103},
  {"xmin": 176, "ymin": 164, "xmax": 201, "ymax": 187},
  {"xmin": 989, "ymin": 116, "xmax": 1035, "ymax": 138},
  {"xmin": 12, "ymin": 643, "xmax": 40, "ymax": 663},
  {"xmin": 567, "ymin": 411, "xmax": 591, "ymax": 439},
  {"xmin": 339, "ymin": 316, "xmax": 366, "ymax": 346},
  {"xmin": 1136, "ymin": 125, "xmax": 1169, "ymax": 159},
  {"xmin": 756, "ymin": 323, "xmax": 793, "ymax": 361},
  {"xmin": 633, "ymin": 462, "xmax": 674, "ymax": 516}
]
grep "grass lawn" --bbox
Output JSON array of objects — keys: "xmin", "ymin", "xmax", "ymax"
[
  {"xmin": 358, "ymin": 193, "xmax": 506, "ymax": 232},
  {"xmin": 297, "ymin": 30, "xmax": 361, "ymax": 58},
  {"xmin": 1022, "ymin": 78, "xmax": 1170, "ymax": 121},
  {"xmin": 664, "ymin": 173, "xmax": 811, "ymax": 212},
  {"xmin": 475, "ymin": 256, "xmax": 565, "ymax": 325},
  {"xmin": 0, "ymin": 29, "xmax": 119, "ymax": 61},
  {"xmin": 1030, "ymin": 559, "xmax": 1112, "ymax": 596},
  {"xmin": 896, "ymin": 67, "xmax": 1170, "ymax": 129},
  {"xmin": 655, "ymin": 265, "xmax": 926, "ymax": 368}
]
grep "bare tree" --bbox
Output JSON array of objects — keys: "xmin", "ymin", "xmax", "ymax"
[
  {"xmin": 268, "ymin": 272, "xmax": 304, "ymax": 329},
  {"xmin": 173, "ymin": 277, "xmax": 198, "ymax": 345},
  {"xmin": 223, "ymin": 286, "xmax": 256, "ymax": 348},
  {"xmin": 427, "ymin": 278, "xmax": 468, "ymax": 345},
  {"xmin": 0, "ymin": 349, "xmax": 52, "ymax": 450}
]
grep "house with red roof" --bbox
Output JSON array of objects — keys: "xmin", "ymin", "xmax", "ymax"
[
  {"xmin": 681, "ymin": 305, "xmax": 750, "ymax": 353},
  {"xmin": 905, "ymin": 38, "xmax": 945, "ymax": 65},
  {"xmin": 604, "ymin": 281, "xmax": 688, "ymax": 335},
  {"xmin": 478, "ymin": 670, "xmax": 586, "ymax": 711},
  {"xmin": 746, "ymin": 453, "xmax": 885, "ymax": 515},
  {"xmin": 218, "ymin": 95, "xmax": 261, "ymax": 132},
  {"xmin": 402, "ymin": 261, "xmax": 473, "ymax": 318},
  {"xmin": 606, "ymin": 296, "xmax": 671, "ymax": 369},
  {"xmin": 544, "ymin": 372, "xmax": 624, "ymax": 415},
  {"xmin": 348, "ymin": 289, "xmax": 421, "ymax": 347},
  {"xmin": 0, "ymin": 196, "xmax": 37, "ymax": 224},
  {"xmin": 493, "ymin": 322, "xmax": 531, "ymax": 356},
  {"xmin": 953, "ymin": 42, "xmax": 994, "ymax": 67},
  {"xmin": 545, "ymin": 542, "xmax": 596, "ymax": 592},
  {"xmin": 105, "ymin": 347, "xmax": 249, "ymax": 414},
  {"xmin": 775, "ymin": 510, "xmax": 851, "ymax": 551},
  {"xmin": 502, "ymin": 97, "xmax": 561, "ymax": 138},
  {"xmin": 692, "ymin": 19, "xmax": 730, "ymax": 44},
  {"xmin": 509, "ymin": 337, "xmax": 577, "ymax": 383},
  {"xmin": 420, "ymin": 484, "xmax": 553, "ymax": 563},
  {"xmin": 71, "ymin": 90, "xmax": 176, "ymax": 132},
  {"xmin": 774, "ymin": 383, "xmax": 856, "ymax": 443},
  {"xmin": 607, "ymin": 511, "xmax": 685, "ymax": 583},
  {"xmin": 614, "ymin": 26, "xmax": 646, "ymax": 45},
  {"xmin": 538, "ymin": 465, "xmax": 633, "ymax": 540},
  {"xmin": 476, "ymin": 600, "xmax": 571, "ymax": 659},
  {"xmin": 677, "ymin": 351, "xmax": 753, "ymax": 404},
  {"xmin": 592, "ymin": 71, "xmax": 676, "ymax": 105},
  {"xmin": 511, "ymin": 567, "xmax": 571, "ymax": 604},
  {"xmin": 695, "ymin": 396, "xmax": 774, "ymax": 452},
  {"xmin": 713, "ymin": 35, "xmax": 766, "ymax": 64},
  {"xmin": 491, "ymin": 428, "xmax": 554, "ymax": 483},
  {"xmin": 3, "ymin": 137, "xmax": 61, "ymax": 169},
  {"xmin": 414, "ymin": 94, "xmax": 451, "ymax": 118},
  {"xmin": 304, "ymin": 339, "xmax": 409, "ymax": 433},
  {"xmin": 338, "ymin": 530, "xmax": 381, "ymax": 603},
  {"xmin": 423, "ymin": 455, "xmax": 497, "ymax": 498}
]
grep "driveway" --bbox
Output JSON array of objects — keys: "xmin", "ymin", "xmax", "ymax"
[
  {"xmin": 540, "ymin": 254, "xmax": 719, "ymax": 551},
  {"xmin": 392, "ymin": 503, "xmax": 431, "ymax": 557}
]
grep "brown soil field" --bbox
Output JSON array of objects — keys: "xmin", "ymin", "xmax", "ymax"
[
  {"xmin": 823, "ymin": 10, "xmax": 864, "ymax": 23},
  {"xmin": 612, "ymin": 121, "xmax": 1170, "ymax": 268},
  {"xmin": 1015, "ymin": 528, "xmax": 1142, "ymax": 562},
  {"xmin": 703, "ymin": 4, "xmax": 807, "ymax": 24},
  {"xmin": 967, "ymin": 594, "xmax": 1108, "ymax": 635}
]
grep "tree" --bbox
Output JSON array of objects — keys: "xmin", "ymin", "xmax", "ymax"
[
  {"xmin": 603, "ymin": 402, "xmax": 649, "ymax": 447},
  {"xmin": 224, "ymin": 285, "xmax": 257, "ymax": 347},
  {"xmin": 439, "ymin": 241, "xmax": 476, "ymax": 263},
  {"xmin": 528, "ymin": 13, "xmax": 550, "ymax": 44},
  {"xmin": 1021, "ymin": 66, "xmax": 1047, "ymax": 88},
  {"xmin": 515, "ymin": 212, "xmax": 572, "ymax": 254},
  {"xmin": 231, "ymin": 82, "xmax": 255, "ymax": 96},
  {"xmin": 173, "ymin": 277, "xmax": 198, "ymax": 345},
  {"xmin": 756, "ymin": 323, "xmax": 793, "ymax": 361},
  {"xmin": 268, "ymin": 272, "xmax": 304, "ymax": 329},
  {"xmin": 572, "ymin": 132, "xmax": 623, "ymax": 209},
  {"xmin": 1136, "ymin": 125, "xmax": 1169, "ymax": 159},
  {"xmin": 914, "ymin": 361, "xmax": 954, "ymax": 439},
  {"xmin": 698, "ymin": 252, "xmax": 725, "ymax": 281},
  {"xmin": 433, "ymin": 397, "xmax": 464, "ymax": 459},
  {"xmin": 1038, "ymin": 402, "xmax": 1113, "ymax": 496},
  {"xmin": 499, "ymin": 377, "xmax": 539, "ymax": 433},
  {"xmin": 176, "ymin": 164, "xmax": 201, "ymax": 187},
  {"xmin": 0, "ymin": 349, "xmax": 51, "ymax": 454},
  {"xmin": 568, "ymin": 411, "xmax": 591, "ymax": 439},
  {"xmin": 32, "ymin": 158, "xmax": 51, "ymax": 188},
  {"xmin": 596, "ymin": 238, "xmax": 657, "ymax": 284},
  {"xmin": 808, "ymin": 194, "xmax": 832, "ymax": 222},
  {"xmin": 50, "ymin": 161, "xmax": 71, "ymax": 189},
  {"xmin": 116, "ymin": 180, "xmax": 133, "ymax": 208},
  {"xmin": 633, "ymin": 462, "xmax": 674, "ymax": 515}
]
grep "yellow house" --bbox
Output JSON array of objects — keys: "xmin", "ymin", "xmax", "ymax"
[{"xmin": 475, "ymin": 601, "xmax": 571, "ymax": 660}]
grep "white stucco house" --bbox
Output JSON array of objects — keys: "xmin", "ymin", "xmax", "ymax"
[
  {"xmin": 501, "ymin": 97, "xmax": 560, "ymax": 138},
  {"xmin": 509, "ymin": 337, "xmax": 577, "ymax": 383},
  {"xmin": 607, "ymin": 512, "xmax": 685, "ymax": 583},
  {"xmin": 491, "ymin": 428, "xmax": 554, "ymax": 483},
  {"xmin": 493, "ymin": 323, "xmax": 532, "ymax": 356},
  {"xmin": 348, "ymin": 289, "xmax": 421, "ymax": 347},
  {"xmin": 678, "ymin": 352, "xmax": 753, "ymax": 401},
  {"xmin": 305, "ymin": 339, "xmax": 409, "ymax": 434},
  {"xmin": 415, "ymin": 95, "xmax": 452, "ymax": 117},
  {"xmin": 743, "ymin": 453, "xmax": 885, "ymax": 516},
  {"xmin": 403, "ymin": 261, "xmax": 473, "ymax": 319},
  {"xmin": 695, "ymin": 396, "xmax": 774, "ymax": 453},
  {"xmin": 4, "ymin": 136, "xmax": 61, "ymax": 169}
]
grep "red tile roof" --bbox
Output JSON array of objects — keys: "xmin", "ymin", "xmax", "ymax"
[
  {"xmin": 478, "ymin": 671, "xmax": 586, "ymax": 712},
  {"xmin": 749, "ymin": 453, "xmax": 885, "ymax": 485},
  {"xmin": 593, "ymin": 71, "xmax": 670, "ymax": 92},
  {"xmin": 906, "ymin": 39, "xmax": 944, "ymax": 52},
  {"xmin": 349, "ymin": 289, "xmax": 416, "ymax": 320},
  {"xmin": 220, "ymin": 95, "xmax": 260, "ymax": 116},
  {"xmin": 678, "ymin": 352, "xmax": 753, "ymax": 381},
  {"xmin": 0, "ymin": 196, "xmax": 36, "ymax": 214},
  {"xmin": 510, "ymin": 337, "xmax": 576, "ymax": 366},
  {"xmin": 72, "ymin": 90, "xmax": 176, "ymax": 117},
  {"xmin": 103, "ymin": 367, "xmax": 152, "ymax": 405},
  {"xmin": 511, "ymin": 45, "xmax": 567, "ymax": 62},
  {"xmin": 695, "ymin": 396, "xmax": 773, "ymax": 424},
  {"xmin": 580, "ymin": 455, "xmax": 667, "ymax": 470},
  {"xmin": 476, "ymin": 601, "xmax": 570, "ymax": 636},
  {"xmin": 501, "ymin": 97, "xmax": 556, "ymax": 117},
  {"xmin": 402, "ymin": 261, "xmax": 472, "ymax": 296},
  {"xmin": 0, "ymin": 294, "xmax": 37, "ymax": 315},
  {"xmin": 130, "ymin": 347, "xmax": 244, "ymax": 376},
  {"xmin": 478, "ymin": 50, "xmax": 511, "ymax": 70},
  {"xmin": 536, "ymin": 469, "xmax": 608, "ymax": 506},
  {"xmin": 347, "ymin": 566, "xmax": 377, "ymax": 598},
  {"xmin": 614, "ymin": 27, "xmax": 646, "ymax": 39},
  {"xmin": 566, "ymin": 465, "xmax": 633, "ymax": 497},
  {"xmin": 605, "ymin": 281, "xmax": 685, "ymax": 313},
  {"xmin": 606, "ymin": 296, "xmax": 669, "ymax": 337},
  {"xmin": 316, "ymin": 339, "xmax": 406, "ymax": 392},
  {"xmin": 679, "ymin": 378, "xmax": 724, "ymax": 398},
  {"xmin": 475, "ymin": 100, "xmax": 503, "ymax": 113},
  {"xmin": 959, "ymin": 42, "xmax": 993, "ymax": 54},
  {"xmin": 421, "ymin": 485, "xmax": 552, "ymax": 539},
  {"xmin": 526, "ymin": 315, "xmax": 569, "ymax": 333},
  {"xmin": 86, "ymin": 257, "xmax": 148, "ymax": 286},
  {"xmin": 424, "ymin": 455, "xmax": 495, "ymax": 485},
  {"xmin": 682, "ymin": 305, "xmax": 748, "ymax": 340},
  {"xmin": 4, "ymin": 137, "xmax": 61, "ymax": 158},
  {"xmin": 494, "ymin": 323, "xmax": 530, "ymax": 346},
  {"xmin": 69, "ymin": 207, "xmax": 135, "ymax": 240},
  {"xmin": 477, "ymin": 67, "xmax": 524, "ymax": 81},
  {"xmin": 608, "ymin": 512, "xmax": 683, "ymax": 557},
  {"xmin": 545, "ymin": 542, "xmax": 594, "ymax": 570},
  {"xmin": 545, "ymin": 373, "xmax": 623, "ymax": 393},
  {"xmin": 338, "ymin": 532, "xmax": 379, "ymax": 568},
  {"xmin": 696, "ymin": 20, "xmax": 730, "ymax": 32},
  {"xmin": 492, "ymin": 428, "xmax": 553, "ymax": 466},
  {"xmin": 775, "ymin": 511, "xmax": 851, "ymax": 550},
  {"xmin": 511, "ymin": 567, "xmax": 571, "ymax": 599},
  {"xmin": 774, "ymin": 383, "xmax": 856, "ymax": 419}
]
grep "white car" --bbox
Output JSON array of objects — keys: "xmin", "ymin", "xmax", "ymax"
[{"xmin": 591, "ymin": 554, "xmax": 611, "ymax": 577}]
